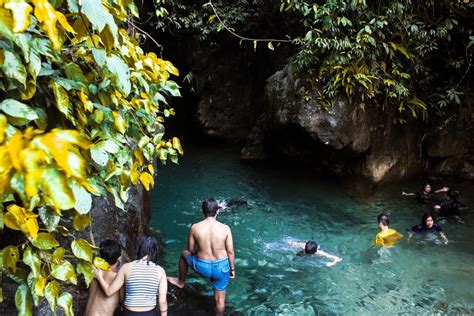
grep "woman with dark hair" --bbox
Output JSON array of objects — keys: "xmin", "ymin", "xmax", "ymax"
[
  {"xmin": 434, "ymin": 189, "xmax": 467, "ymax": 216},
  {"xmin": 93, "ymin": 235, "xmax": 168, "ymax": 316},
  {"xmin": 407, "ymin": 212, "xmax": 448, "ymax": 244},
  {"xmin": 402, "ymin": 183, "xmax": 449, "ymax": 203}
]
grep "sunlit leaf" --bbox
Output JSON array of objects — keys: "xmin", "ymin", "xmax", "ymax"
[
  {"xmin": 107, "ymin": 55, "xmax": 131, "ymax": 96},
  {"xmin": 23, "ymin": 247, "xmax": 41, "ymax": 277},
  {"xmin": 93, "ymin": 257, "xmax": 110, "ymax": 270},
  {"xmin": 139, "ymin": 172, "xmax": 154, "ymax": 191},
  {"xmin": 90, "ymin": 143, "xmax": 109, "ymax": 167},
  {"xmin": 2, "ymin": 245, "xmax": 19, "ymax": 273},
  {"xmin": 38, "ymin": 206, "xmax": 60, "ymax": 232},
  {"xmin": 0, "ymin": 99, "xmax": 39, "ymax": 125},
  {"xmin": 5, "ymin": 0, "xmax": 33, "ymax": 33},
  {"xmin": 72, "ymin": 212, "xmax": 90, "ymax": 231},
  {"xmin": 52, "ymin": 260, "xmax": 77, "ymax": 284},
  {"xmin": 81, "ymin": 0, "xmax": 118, "ymax": 38},
  {"xmin": 52, "ymin": 247, "xmax": 65, "ymax": 264},
  {"xmin": 172, "ymin": 137, "xmax": 184, "ymax": 155},
  {"xmin": 58, "ymin": 292, "xmax": 73, "ymax": 316},
  {"xmin": 39, "ymin": 167, "xmax": 75, "ymax": 210},
  {"xmin": 51, "ymin": 81, "xmax": 73, "ymax": 121},
  {"xmin": 71, "ymin": 238, "xmax": 93, "ymax": 262},
  {"xmin": 34, "ymin": 277, "xmax": 47, "ymax": 296},
  {"xmin": 1, "ymin": 49, "xmax": 27, "ymax": 86},
  {"xmin": 15, "ymin": 284, "xmax": 32, "ymax": 316},
  {"xmin": 45, "ymin": 280, "xmax": 61, "ymax": 311},
  {"xmin": 112, "ymin": 111, "xmax": 127, "ymax": 134},
  {"xmin": 31, "ymin": 232, "xmax": 59, "ymax": 250},
  {"xmin": 76, "ymin": 260, "xmax": 93, "ymax": 286}
]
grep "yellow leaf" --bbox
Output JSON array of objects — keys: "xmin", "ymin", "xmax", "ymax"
[
  {"xmin": 93, "ymin": 110, "xmax": 104, "ymax": 124},
  {"xmin": 72, "ymin": 213, "xmax": 90, "ymax": 231},
  {"xmin": 172, "ymin": 137, "xmax": 184, "ymax": 155},
  {"xmin": 56, "ymin": 12, "xmax": 75, "ymax": 33},
  {"xmin": 130, "ymin": 162, "xmax": 139, "ymax": 185},
  {"xmin": 147, "ymin": 164, "xmax": 154, "ymax": 175},
  {"xmin": 112, "ymin": 111, "xmax": 126, "ymax": 134},
  {"xmin": 7, "ymin": 132, "xmax": 24, "ymax": 171},
  {"xmin": 133, "ymin": 150, "xmax": 144, "ymax": 165},
  {"xmin": 0, "ymin": 114, "xmax": 7, "ymax": 144},
  {"xmin": 93, "ymin": 257, "xmax": 110, "ymax": 271},
  {"xmin": 0, "ymin": 146, "xmax": 13, "ymax": 193},
  {"xmin": 20, "ymin": 79, "xmax": 37, "ymax": 100},
  {"xmin": 139, "ymin": 172, "xmax": 154, "ymax": 191},
  {"xmin": 4, "ymin": 0, "xmax": 32, "ymax": 33},
  {"xmin": 79, "ymin": 90, "xmax": 93, "ymax": 112},
  {"xmin": 23, "ymin": 216, "xmax": 39, "ymax": 239},
  {"xmin": 34, "ymin": 277, "xmax": 47, "ymax": 296},
  {"xmin": 32, "ymin": 0, "xmax": 61, "ymax": 49},
  {"xmin": 4, "ymin": 212, "xmax": 21, "ymax": 230}
]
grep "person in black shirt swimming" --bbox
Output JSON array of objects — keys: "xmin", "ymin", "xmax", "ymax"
[
  {"xmin": 434, "ymin": 189, "xmax": 466, "ymax": 216},
  {"xmin": 407, "ymin": 212, "xmax": 448, "ymax": 244},
  {"xmin": 402, "ymin": 183, "xmax": 449, "ymax": 203}
]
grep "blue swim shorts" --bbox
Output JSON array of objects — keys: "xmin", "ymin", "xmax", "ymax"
[{"xmin": 185, "ymin": 255, "xmax": 230, "ymax": 291}]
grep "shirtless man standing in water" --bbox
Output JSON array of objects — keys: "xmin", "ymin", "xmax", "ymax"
[{"xmin": 168, "ymin": 199, "xmax": 235, "ymax": 315}]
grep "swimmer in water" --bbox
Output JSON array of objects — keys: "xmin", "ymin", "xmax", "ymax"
[
  {"xmin": 434, "ymin": 189, "xmax": 467, "ymax": 216},
  {"xmin": 402, "ymin": 183, "xmax": 449, "ymax": 203},
  {"xmin": 289, "ymin": 240, "xmax": 342, "ymax": 267},
  {"xmin": 373, "ymin": 214, "xmax": 403, "ymax": 247},
  {"xmin": 407, "ymin": 212, "xmax": 448, "ymax": 244},
  {"xmin": 217, "ymin": 198, "xmax": 249, "ymax": 211}
]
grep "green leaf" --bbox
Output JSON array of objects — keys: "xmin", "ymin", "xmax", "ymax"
[
  {"xmin": 0, "ymin": 99, "xmax": 39, "ymax": 124},
  {"xmin": 52, "ymin": 261, "xmax": 77, "ymax": 284},
  {"xmin": 101, "ymin": 139, "xmax": 121, "ymax": 154},
  {"xmin": 51, "ymin": 81, "xmax": 73, "ymax": 122},
  {"xmin": 72, "ymin": 239, "xmax": 93, "ymax": 263},
  {"xmin": 0, "ymin": 208, "xmax": 3, "ymax": 231},
  {"xmin": 65, "ymin": 63, "xmax": 88, "ymax": 84},
  {"xmin": 67, "ymin": 0, "xmax": 79, "ymax": 13},
  {"xmin": 38, "ymin": 207, "xmax": 60, "ymax": 232},
  {"xmin": 77, "ymin": 260, "xmax": 94, "ymax": 286},
  {"xmin": 34, "ymin": 107, "xmax": 48, "ymax": 130},
  {"xmin": 90, "ymin": 144, "xmax": 109, "ymax": 167},
  {"xmin": 52, "ymin": 247, "xmax": 65, "ymax": 264},
  {"xmin": 2, "ymin": 246, "xmax": 19, "ymax": 272},
  {"xmin": 31, "ymin": 232, "xmax": 59, "ymax": 250},
  {"xmin": 15, "ymin": 284, "xmax": 33, "ymax": 316},
  {"xmin": 72, "ymin": 182, "xmax": 92, "ymax": 214},
  {"xmin": 92, "ymin": 48, "xmax": 106, "ymax": 67},
  {"xmin": 81, "ymin": 0, "xmax": 118, "ymax": 39},
  {"xmin": 72, "ymin": 213, "xmax": 91, "ymax": 231},
  {"xmin": 267, "ymin": 41, "xmax": 274, "ymax": 50},
  {"xmin": 54, "ymin": 77, "xmax": 87, "ymax": 91},
  {"xmin": 161, "ymin": 80, "xmax": 181, "ymax": 97},
  {"xmin": 40, "ymin": 167, "xmax": 75, "ymax": 210},
  {"xmin": 45, "ymin": 280, "xmax": 61, "ymax": 311},
  {"xmin": 31, "ymin": 38, "xmax": 54, "ymax": 59},
  {"xmin": 106, "ymin": 54, "xmax": 131, "ymax": 96},
  {"xmin": 58, "ymin": 292, "xmax": 74, "ymax": 316},
  {"xmin": 1, "ymin": 49, "xmax": 27, "ymax": 85},
  {"xmin": 23, "ymin": 247, "xmax": 41, "ymax": 277}
]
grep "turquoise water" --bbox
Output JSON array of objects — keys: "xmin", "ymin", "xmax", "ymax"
[{"xmin": 151, "ymin": 145, "xmax": 474, "ymax": 314}]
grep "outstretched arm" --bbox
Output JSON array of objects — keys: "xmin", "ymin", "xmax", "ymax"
[
  {"xmin": 402, "ymin": 192, "xmax": 415, "ymax": 196},
  {"xmin": 93, "ymin": 263, "xmax": 127, "ymax": 297},
  {"xmin": 434, "ymin": 186, "xmax": 449, "ymax": 194},
  {"xmin": 440, "ymin": 231, "xmax": 449, "ymax": 245},
  {"xmin": 317, "ymin": 250, "xmax": 342, "ymax": 267},
  {"xmin": 225, "ymin": 226, "xmax": 235, "ymax": 278}
]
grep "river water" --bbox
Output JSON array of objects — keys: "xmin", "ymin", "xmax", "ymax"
[{"xmin": 150, "ymin": 145, "xmax": 474, "ymax": 314}]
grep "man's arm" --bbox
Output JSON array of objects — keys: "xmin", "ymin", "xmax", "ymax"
[
  {"xmin": 158, "ymin": 267, "xmax": 168, "ymax": 316},
  {"xmin": 317, "ymin": 250, "xmax": 342, "ymax": 267},
  {"xmin": 93, "ymin": 263, "xmax": 127, "ymax": 297},
  {"xmin": 188, "ymin": 225, "xmax": 196, "ymax": 254},
  {"xmin": 225, "ymin": 226, "xmax": 235, "ymax": 278},
  {"xmin": 440, "ymin": 231, "xmax": 449, "ymax": 244}
]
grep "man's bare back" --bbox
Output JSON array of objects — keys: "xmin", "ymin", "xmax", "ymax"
[
  {"xmin": 85, "ymin": 269, "xmax": 120, "ymax": 316},
  {"xmin": 190, "ymin": 218, "xmax": 231, "ymax": 260}
]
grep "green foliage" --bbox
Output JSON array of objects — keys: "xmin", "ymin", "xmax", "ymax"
[
  {"xmin": 0, "ymin": 0, "xmax": 183, "ymax": 314},
  {"xmin": 282, "ymin": 0, "xmax": 473, "ymax": 119}
]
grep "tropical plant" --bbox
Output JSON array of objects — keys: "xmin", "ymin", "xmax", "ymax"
[{"xmin": 0, "ymin": 0, "xmax": 182, "ymax": 314}]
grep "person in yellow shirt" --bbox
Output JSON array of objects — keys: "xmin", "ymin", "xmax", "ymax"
[{"xmin": 373, "ymin": 214, "xmax": 403, "ymax": 247}]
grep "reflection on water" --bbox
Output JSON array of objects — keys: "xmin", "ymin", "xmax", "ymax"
[{"xmin": 151, "ymin": 145, "xmax": 474, "ymax": 313}]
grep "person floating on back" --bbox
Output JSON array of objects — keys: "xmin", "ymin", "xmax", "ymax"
[
  {"xmin": 402, "ymin": 182, "xmax": 449, "ymax": 203},
  {"xmin": 85, "ymin": 240, "xmax": 122, "ymax": 316},
  {"xmin": 373, "ymin": 213, "xmax": 403, "ymax": 247},
  {"xmin": 434, "ymin": 189, "xmax": 466, "ymax": 216},
  {"xmin": 289, "ymin": 240, "xmax": 342, "ymax": 267},
  {"xmin": 93, "ymin": 235, "xmax": 168, "ymax": 316},
  {"xmin": 407, "ymin": 212, "xmax": 448, "ymax": 244},
  {"xmin": 168, "ymin": 198, "xmax": 235, "ymax": 316}
]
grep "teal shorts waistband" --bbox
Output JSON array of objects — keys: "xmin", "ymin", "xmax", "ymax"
[{"xmin": 194, "ymin": 257, "xmax": 229, "ymax": 264}]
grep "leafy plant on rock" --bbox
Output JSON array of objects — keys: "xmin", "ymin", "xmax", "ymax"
[{"xmin": 0, "ymin": 0, "xmax": 183, "ymax": 314}]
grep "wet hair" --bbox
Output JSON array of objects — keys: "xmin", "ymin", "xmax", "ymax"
[
  {"xmin": 136, "ymin": 235, "xmax": 158, "ymax": 265},
  {"xmin": 421, "ymin": 212, "xmax": 435, "ymax": 229},
  {"xmin": 99, "ymin": 240, "xmax": 121, "ymax": 265},
  {"xmin": 202, "ymin": 198, "xmax": 220, "ymax": 217},
  {"xmin": 304, "ymin": 241, "xmax": 318, "ymax": 254},
  {"xmin": 447, "ymin": 189, "xmax": 459, "ymax": 200},
  {"xmin": 421, "ymin": 182, "xmax": 432, "ymax": 193},
  {"xmin": 377, "ymin": 213, "xmax": 390, "ymax": 226}
]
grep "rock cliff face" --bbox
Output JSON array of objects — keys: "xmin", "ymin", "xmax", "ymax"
[
  {"xmin": 0, "ymin": 186, "xmax": 151, "ymax": 315},
  {"xmin": 241, "ymin": 62, "xmax": 427, "ymax": 188}
]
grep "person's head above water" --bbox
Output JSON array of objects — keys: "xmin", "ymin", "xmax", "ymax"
[
  {"xmin": 100, "ymin": 240, "xmax": 121, "ymax": 266},
  {"xmin": 446, "ymin": 189, "xmax": 459, "ymax": 200},
  {"xmin": 421, "ymin": 212, "xmax": 436, "ymax": 229},
  {"xmin": 136, "ymin": 235, "xmax": 158, "ymax": 264},
  {"xmin": 422, "ymin": 182, "xmax": 432, "ymax": 194},
  {"xmin": 202, "ymin": 198, "xmax": 220, "ymax": 217},
  {"xmin": 304, "ymin": 241, "xmax": 318, "ymax": 254},
  {"xmin": 377, "ymin": 213, "xmax": 390, "ymax": 227}
]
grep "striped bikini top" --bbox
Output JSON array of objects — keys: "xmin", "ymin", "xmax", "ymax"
[{"xmin": 124, "ymin": 260, "xmax": 160, "ymax": 308}]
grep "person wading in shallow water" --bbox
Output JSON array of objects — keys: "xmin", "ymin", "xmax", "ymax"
[
  {"xmin": 402, "ymin": 183, "xmax": 449, "ymax": 203},
  {"xmin": 168, "ymin": 198, "xmax": 235, "ymax": 316}
]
